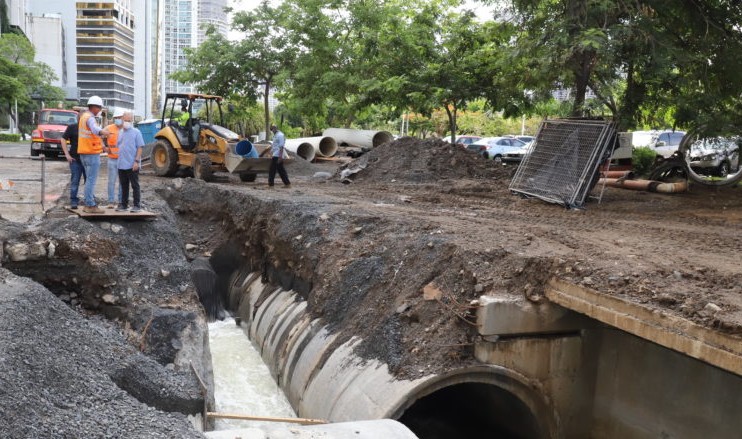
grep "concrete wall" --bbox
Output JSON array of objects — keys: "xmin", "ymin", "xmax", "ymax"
[
  {"xmin": 476, "ymin": 293, "xmax": 742, "ymax": 438},
  {"xmin": 589, "ymin": 329, "xmax": 742, "ymax": 438}
]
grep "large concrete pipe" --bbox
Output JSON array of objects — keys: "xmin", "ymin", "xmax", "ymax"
[
  {"xmin": 287, "ymin": 136, "xmax": 338, "ymax": 158},
  {"xmin": 225, "ymin": 269, "xmax": 555, "ymax": 437},
  {"xmin": 322, "ymin": 128, "xmax": 394, "ymax": 148},
  {"xmin": 284, "ymin": 139, "xmax": 316, "ymax": 162}
]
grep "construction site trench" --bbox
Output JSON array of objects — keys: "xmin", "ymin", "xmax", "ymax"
[{"xmin": 2, "ymin": 138, "xmax": 742, "ymax": 438}]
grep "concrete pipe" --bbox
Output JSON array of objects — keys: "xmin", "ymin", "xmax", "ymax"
[
  {"xmin": 322, "ymin": 128, "xmax": 394, "ymax": 148},
  {"xmin": 287, "ymin": 136, "xmax": 338, "ymax": 158},
  {"xmin": 598, "ymin": 178, "xmax": 688, "ymax": 193},
  {"xmin": 284, "ymin": 139, "xmax": 316, "ymax": 162}
]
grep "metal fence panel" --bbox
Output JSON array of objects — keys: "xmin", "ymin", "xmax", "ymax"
[{"xmin": 509, "ymin": 119, "xmax": 616, "ymax": 208}]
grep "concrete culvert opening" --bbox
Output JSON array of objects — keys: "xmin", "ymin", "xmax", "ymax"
[
  {"xmin": 398, "ymin": 382, "xmax": 542, "ymax": 439},
  {"xmin": 373, "ymin": 131, "xmax": 394, "ymax": 147},
  {"xmin": 318, "ymin": 136, "xmax": 338, "ymax": 157}
]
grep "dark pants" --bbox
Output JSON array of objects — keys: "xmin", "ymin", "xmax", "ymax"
[
  {"xmin": 118, "ymin": 168, "xmax": 140, "ymax": 207},
  {"xmin": 268, "ymin": 157, "xmax": 290, "ymax": 186},
  {"xmin": 69, "ymin": 159, "xmax": 86, "ymax": 207}
]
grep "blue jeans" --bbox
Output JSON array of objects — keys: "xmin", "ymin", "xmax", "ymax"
[
  {"xmin": 79, "ymin": 154, "xmax": 100, "ymax": 207},
  {"xmin": 69, "ymin": 158, "xmax": 86, "ymax": 207},
  {"xmin": 107, "ymin": 157, "xmax": 121, "ymax": 203}
]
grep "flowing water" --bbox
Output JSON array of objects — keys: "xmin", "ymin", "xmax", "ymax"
[{"xmin": 208, "ymin": 318, "xmax": 296, "ymax": 431}]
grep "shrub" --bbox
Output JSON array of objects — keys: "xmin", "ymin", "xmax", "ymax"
[
  {"xmin": 632, "ymin": 146, "xmax": 657, "ymax": 177},
  {"xmin": 0, "ymin": 133, "xmax": 22, "ymax": 142}
]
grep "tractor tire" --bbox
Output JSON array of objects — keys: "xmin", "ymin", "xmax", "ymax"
[
  {"xmin": 193, "ymin": 153, "xmax": 214, "ymax": 182},
  {"xmin": 151, "ymin": 140, "xmax": 178, "ymax": 177},
  {"xmin": 649, "ymin": 159, "xmax": 687, "ymax": 182},
  {"xmin": 30, "ymin": 145, "xmax": 39, "ymax": 157},
  {"xmin": 239, "ymin": 172, "xmax": 257, "ymax": 182}
]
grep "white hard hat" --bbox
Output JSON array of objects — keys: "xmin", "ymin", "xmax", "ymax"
[
  {"xmin": 87, "ymin": 95, "xmax": 104, "ymax": 107},
  {"xmin": 113, "ymin": 108, "xmax": 125, "ymax": 118}
]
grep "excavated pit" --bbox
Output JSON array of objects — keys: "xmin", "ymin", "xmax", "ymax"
[{"xmin": 4, "ymin": 135, "xmax": 742, "ymax": 437}]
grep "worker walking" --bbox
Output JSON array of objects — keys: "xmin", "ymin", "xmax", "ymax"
[
  {"xmin": 268, "ymin": 125, "xmax": 290, "ymax": 187},
  {"xmin": 77, "ymin": 96, "xmax": 109, "ymax": 214},
  {"xmin": 115, "ymin": 111, "xmax": 145, "ymax": 212},
  {"xmin": 60, "ymin": 114, "xmax": 85, "ymax": 209},
  {"xmin": 104, "ymin": 109, "xmax": 124, "ymax": 207}
]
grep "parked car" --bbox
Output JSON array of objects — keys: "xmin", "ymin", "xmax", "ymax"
[
  {"xmin": 471, "ymin": 136, "xmax": 528, "ymax": 162},
  {"xmin": 688, "ymin": 137, "xmax": 741, "ymax": 177},
  {"xmin": 501, "ymin": 141, "xmax": 534, "ymax": 163},
  {"xmin": 454, "ymin": 135, "xmax": 482, "ymax": 149},
  {"xmin": 631, "ymin": 130, "xmax": 686, "ymax": 159},
  {"xmin": 512, "ymin": 135, "xmax": 535, "ymax": 144}
]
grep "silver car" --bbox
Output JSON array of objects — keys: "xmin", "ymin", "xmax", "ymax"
[{"xmin": 688, "ymin": 137, "xmax": 741, "ymax": 177}]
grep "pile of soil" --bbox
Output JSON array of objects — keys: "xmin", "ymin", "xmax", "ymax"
[{"xmin": 343, "ymin": 137, "xmax": 515, "ymax": 183}]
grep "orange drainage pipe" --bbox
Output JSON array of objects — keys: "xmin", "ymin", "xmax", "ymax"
[
  {"xmin": 600, "ymin": 170, "xmax": 635, "ymax": 179},
  {"xmin": 598, "ymin": 178, "xmax": 688, "ymax": 193}
]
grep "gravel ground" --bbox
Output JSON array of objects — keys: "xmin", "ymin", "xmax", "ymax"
[{"xmin": 0, "ymin": 269, "xmax": 204, "ymax": 438}]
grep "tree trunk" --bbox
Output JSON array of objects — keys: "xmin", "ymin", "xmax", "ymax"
[
  {"xmin": 444, "ymin": 103, "xmax": 457, "ymax": 144},
  {"xmin": 263, "ymin": 80, "xmax": 271, "ymax": 140}
]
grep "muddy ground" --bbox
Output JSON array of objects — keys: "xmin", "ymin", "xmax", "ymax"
[
  {"xmin": 161, "ymin": 137, "xmax": 742, "ymax": 377},
  {"xmin": 1, "ymin": 137, "xmax": 741, "ymax": 434}
]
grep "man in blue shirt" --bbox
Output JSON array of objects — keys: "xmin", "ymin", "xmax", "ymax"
[
  {"xmin": 115, "ymin": 111, "xmax": 145, "ymax": 212},
  {"xmin": 269, "ymin": 125, "xmax": 290, "ymax": 187}
]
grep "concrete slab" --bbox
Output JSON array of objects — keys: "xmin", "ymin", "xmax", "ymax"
[
  {"xmin": 204, "ymin": 419, "xmax": 419, "ymax": 439},
  {"xmin": 477, "ymin": 294, "xmax": 597, "ymax": 338},
  {"xmin": 545, "ymin": 277, "xmax": 742, "ymax": 376},
  {"xmin": 64, "ymin": 205, "xmax": 157, "ymax": 219}
]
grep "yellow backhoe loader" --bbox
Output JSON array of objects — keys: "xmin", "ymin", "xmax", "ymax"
[{"xmin": 150, "ymin": 93, "xmax": 283, "ymax": 182}]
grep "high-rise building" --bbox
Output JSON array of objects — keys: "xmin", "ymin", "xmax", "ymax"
[
  {"xmin": 161, "ymin": 0, "xmax": 198, "ymax": 97},
  {"xmin": 3, "ymin": 0, "xmax": 30, "ymax": 35},
  {"xmin": 26, "ymin": 14, "xmax": 68, "ymax": 88},
  {"xmin": 74, "ymin": 1, "xmax": 135, "ymax": 110},
  {"xmin": 159, "ymin": 0, "xmax": 227, "ymax": 106},
  {"xmin": 196, "ymin": 0, "xmax": 227, "ymax": 45}
]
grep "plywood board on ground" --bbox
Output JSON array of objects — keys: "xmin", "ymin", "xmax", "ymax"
[{"xmin": 64, "ymin": 205, "xmax": 157, "ymax": 219}]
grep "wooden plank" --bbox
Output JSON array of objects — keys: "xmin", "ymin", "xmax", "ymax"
[
  {"xmin": 64, "ymin": 205, "xmax": 157, "ymax": 219},
  {"xmin": 206, "ymin": 412, "xmax": 327, "ymax": 425},
  {"xmin": 545, "ymin": 277, "xmax": 742, "ymax": 376}
]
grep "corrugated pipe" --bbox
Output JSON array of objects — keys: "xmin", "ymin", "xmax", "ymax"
[{"xmin": 598, "ymin": 178, "xmax": 688, "ymax": 193}]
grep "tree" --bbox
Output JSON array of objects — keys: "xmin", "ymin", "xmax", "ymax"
[
  {"xmin": 173, "ymin": 1, "xmax": 298, "ymax": 136},
  {"xmin": 0, "ymin": 33, "xmax": 64, "ymax": 136},
  {"xmin": 509, "ymin": 1, "xmax": 742, "ymax": 132}
]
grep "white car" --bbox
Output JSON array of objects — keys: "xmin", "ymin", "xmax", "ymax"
[
  {"xmin": 631, "ymin": 130, "xmax": 686, "ymax": 159},
  {"xmin": 501, "ymin": 141, "xmax": 534, "ymax": 163},
  {"xmin": 471, "ymin": 136, "xmax": 528, "ymax": 162}
]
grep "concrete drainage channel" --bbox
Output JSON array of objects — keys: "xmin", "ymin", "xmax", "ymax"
[
  {"xmin": 209, "ymin": 268, "xmax": 549, "ymax": 438},
  {"xmin": 3, "ymin": 177, "xmax": 742, "ymax": 438}
]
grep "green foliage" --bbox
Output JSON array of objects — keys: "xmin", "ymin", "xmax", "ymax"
[
  {"xmin": 173, "ymin": 2, "xmax": 299, "ymax": 136},
  {"xmin": 176, "ymin": 0, "xmax": 742, "ymax": 139},
  {"xmin": 0, "ymin": 133, "xmax": 21, "ymax": 142},
  {"xmin": 632, "ymin": 146, "xmax": 657, "ymax": 177},
  {"xmin": 0, "ymin": 33, "xmax": 64, "ymax": 137}
]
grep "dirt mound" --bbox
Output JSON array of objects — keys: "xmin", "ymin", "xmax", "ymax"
[{"xmin": 343, "ymin": 137, "xmax": 515, "ymax": 183}]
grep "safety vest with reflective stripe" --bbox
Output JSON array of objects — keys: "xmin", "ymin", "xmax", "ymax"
[
  {"xmin": 78, "ymin": 111, "xmax": 103, "ymax": 155},
  {"xmin": 105, "ymin": 124, "xmax": 119, "ymax": 159}
]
